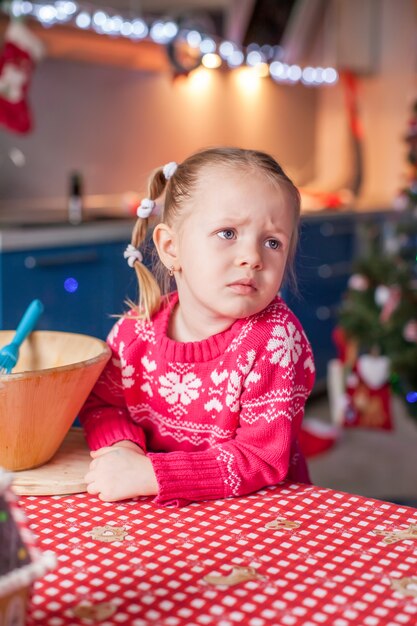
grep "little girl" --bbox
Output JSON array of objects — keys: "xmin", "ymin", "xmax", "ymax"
[{"xmin": 79, "ymin": 147, "xmax": 315, "ymax": 506}]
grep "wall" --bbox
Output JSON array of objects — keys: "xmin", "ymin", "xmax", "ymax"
[
  {"xmin": 311, "ymin": 0, "xmax": 417, "ymax": 209},
  {"xmin": 0, "ymin": 55, "xmax": 316, "ymax": 213},
  {"xmin": 0, "ymin": 0, "xmax": 414, "ymax": 215}
]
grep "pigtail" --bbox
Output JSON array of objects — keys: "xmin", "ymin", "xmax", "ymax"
[{"xmin": 129, "ymin": 168, "xmax": 168, "ymax": 320}]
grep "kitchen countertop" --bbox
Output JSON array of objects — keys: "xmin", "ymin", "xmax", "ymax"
[{"xmin": 0, "ymin": 218, "xmax": 135, "ymax": 251}]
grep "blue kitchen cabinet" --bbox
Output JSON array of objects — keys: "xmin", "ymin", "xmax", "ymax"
[
  {"xmin": 282, "ymin": 214, "xmax": 356, "ymax": 387},
  {"xmin": 0, "ymin": 241, "xmax": 137, "ymax": 339}
]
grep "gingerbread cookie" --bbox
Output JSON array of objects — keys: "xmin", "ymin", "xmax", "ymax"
[
  {"xmin": 265, "ymin": 517, "xmax": 301, "ymax": 530},
  {"xmin": 73, "ymin": 602, "xmax": 117, "ymax": 621},
  {"xmin": 390, "ymin": 577, "xmax": 417, "ymax": 598},
  {"xmin": 87, "ymin": 525, "xmax": 128, "ymax": 543},
  {"xmin": 374, "ymin": 524, "xmax": 417, "ymax": 544},
  {"xmin": 203, "ymin": 565, "xmax": 265, "ymax": 587}
]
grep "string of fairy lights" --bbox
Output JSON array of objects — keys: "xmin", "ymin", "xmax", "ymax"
[{"xmin": 6, "ymin": 0, "xmax": 339, "ymax": 86}]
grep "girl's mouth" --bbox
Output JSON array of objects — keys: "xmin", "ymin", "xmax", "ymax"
[{"xmin": 228, "ymin": 280, "xmax": 257, "ymax": 294}]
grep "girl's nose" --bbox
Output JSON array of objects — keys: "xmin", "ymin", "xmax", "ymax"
[{"xmin": 235, "ymin": 245, "xmax": 263, "ymax": 270}]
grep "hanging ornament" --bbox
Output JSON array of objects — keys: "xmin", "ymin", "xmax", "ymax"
[
  {"xmin": 374, "ymin": 285, "xmax": 391, "ymax": 307},
  {"xmin": 348, "ymin": 273, "xmax": 369, "ymax": 291},
  {"xmin": 379, "ymin": 285, "xmax": 401, "ymax": 323},
  {"xmin": 403, "ymin": 320, "xmax": 417, "ymax": 343},
  {"xmin": 0, "ymin": 19, "xmax": 45, "ymax": 134}
]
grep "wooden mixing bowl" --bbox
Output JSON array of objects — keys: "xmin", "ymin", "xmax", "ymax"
[{"xmin": 0, "ymin": 331, "xmax": 111, "ymax": 471}]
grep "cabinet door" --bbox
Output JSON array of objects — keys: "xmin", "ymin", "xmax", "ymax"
[
  {"xmin": 1, "ymin": 242, "xmax": 134, "ymax": 339},
  {"xmin": 282, "ymin": 216, "xmax": 356, "ymax": 386}
]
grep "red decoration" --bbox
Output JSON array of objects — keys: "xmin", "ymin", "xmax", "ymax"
[
  {"xmin": 299, "ymin": 418, "xmax": 340, "ymax": 458},
  {"xmin": 332, "ymin": 326, "xmax": 358, "ymax": 367},
  {"xmin": 0, "ymin": 20, "xmax": 44, "ymax": 134},
  {"xmin": 344, "ymin": 355, "xmax": 393, "ymax": 430},
  {"xmin": 403, "ymin": 319, "xmax": 417, "ymax": 343},
  {"xmin": 380, "ymin": 285, "xmax": 401, "ymax": 323}
]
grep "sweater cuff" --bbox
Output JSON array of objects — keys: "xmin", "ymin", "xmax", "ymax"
[
  {"xmin": 83, "ymin": 413, "xmax": 147, "ymax": 452},
  {"xmin": 148, "ymin": 451, "xmax": 226, "ymax": 507}
]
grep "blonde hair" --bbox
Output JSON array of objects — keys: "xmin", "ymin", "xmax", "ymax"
[{"xmin": 130, "ymin": 147, "xmax": 301, "ymax": 319}]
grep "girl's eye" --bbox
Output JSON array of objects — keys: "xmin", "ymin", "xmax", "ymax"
[
  {"xmin": 266, "ymin": 239, "xmax": 280, "ymax": 250},
  {"xmin": 217, "ymin": 229, "xmax": 236, "ymax": 240}
]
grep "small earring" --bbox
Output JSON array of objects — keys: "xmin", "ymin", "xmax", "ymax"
[{"xmin": 168, "ymin": 265, "xmax": 175, "ymax": 277}]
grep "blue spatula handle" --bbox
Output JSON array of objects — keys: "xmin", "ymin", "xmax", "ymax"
[{"xmin": 13, "ymin": 299, "xmax": 44, "ymax": 347}]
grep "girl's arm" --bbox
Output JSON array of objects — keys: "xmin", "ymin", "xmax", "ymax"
[
  {"xmin": 148, "ymin": 337, "xmax": 315, "ymax": 507},
  {"xmin": 80, "ymin": 340, "xmax": 153, "ymax": 501},
  {"xmin": 78, "ymin": 320, "xmax": 147, "ymax": 452}
]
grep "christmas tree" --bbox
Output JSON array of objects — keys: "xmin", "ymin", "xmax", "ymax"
[{"xmin": 338, "ymin": 100, "xmax": 417, "ymax": 421}]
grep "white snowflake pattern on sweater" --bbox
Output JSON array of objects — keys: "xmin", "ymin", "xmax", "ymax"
[
  {"xmin": 158, "ymin": 370, "xmax": 202, "ymax": 407},
  {"xmin": 266, "ymin": 321, "xmax": 303, "ymax": 367}
]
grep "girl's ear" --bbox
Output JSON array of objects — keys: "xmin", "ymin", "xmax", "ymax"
[{"xmin": 153, "ymin": 223, "xmax": 179, "ymax": 269}]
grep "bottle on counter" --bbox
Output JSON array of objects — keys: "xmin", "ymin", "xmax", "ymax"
[{"xmin": 68, "ymin": 171, "xmax": 83, "ymax": 225}]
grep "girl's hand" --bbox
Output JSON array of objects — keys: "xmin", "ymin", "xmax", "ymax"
[
  {"xmin": 84, "ymin": 446, "xmax": 158, "ymax": 502},
  {"xmin": 111, "ymin": 440, "xmax": 146, "ymax": 454}
]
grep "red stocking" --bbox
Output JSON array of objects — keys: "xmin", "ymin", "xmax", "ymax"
[
  {"xmin": 344, "ymin": 354, "xmax": 393, "ymax": 430},
  {"xmin": 0, "ymin": 20, "xmax": 44, "ymax": 134}
]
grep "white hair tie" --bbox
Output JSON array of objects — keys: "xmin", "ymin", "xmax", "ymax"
[
  {"xmin": 137, "ymin": 198, "xmax": 156, "ymax": 219},
  {"xmin": 163, "ymin": 161, "xmax": 177, "ymax": 180},
  {"xmin": 123, "ymin": 244, "xmax": 143, "ymax": 268}
]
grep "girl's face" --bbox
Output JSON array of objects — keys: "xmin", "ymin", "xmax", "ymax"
[{"xmin": 160, "ymin": 166, "xmax": 295, "ymax": 336}]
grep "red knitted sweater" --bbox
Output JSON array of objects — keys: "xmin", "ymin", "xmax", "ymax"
[{"xmin": 79, "ymin": 293, "xmax": 315, "ymax": 506}]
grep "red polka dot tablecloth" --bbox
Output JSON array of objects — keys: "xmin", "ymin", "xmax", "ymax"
[{"xmin": 20, "ymin": 483, "xmax": 417, "ymax": 626}]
